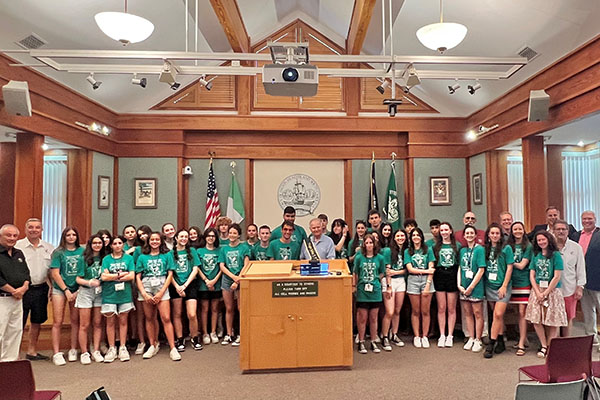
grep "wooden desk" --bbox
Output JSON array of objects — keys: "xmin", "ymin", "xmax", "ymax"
[{"xmin": 239, "ymin": 259, "xmax": 353, "ymax": 372}]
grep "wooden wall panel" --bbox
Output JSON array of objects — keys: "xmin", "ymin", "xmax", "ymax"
[
  {"xmin": 546, "ymin": 145, "xmax": 565, "ymax": 215},
  {"xmin": 153, "ymin": 74, "xmax": 236, "ymax": 111},
  {"xmin": 485, "ymin": 151, "xmax": 509, "ymax": 224},
  {"xmin": 360, "ymin": 76, "xmax": 437, "ymax": 113},
  {"xmin": 14, "ymin": 133, "xmax": 44, "ymax": 236},
  {"xmin": 66, "ymin": 149, "xmax": 92, "ymax": 240},
  {"xmin": 0, "ymin": 143, "xmax": 16, "ymax": 225},
  {"xmin": 522, "ymin": 136, "xmax": 548, "ymax": 231}
]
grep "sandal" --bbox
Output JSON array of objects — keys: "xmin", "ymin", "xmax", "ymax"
[
  {"xmin": 516, "ymin": 347, "xmax": 526, "ymax": 356},
  {"xmin": 536, "ymin": 347, "xmax": 547, "ymax": 358},
  {"xmin": 513, "ymin": 341, "xmax": 530, "ymax": 349}
]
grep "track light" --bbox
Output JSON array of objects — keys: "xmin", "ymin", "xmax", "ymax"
[
  {"xmin": 131, "ymin": 74, "xmax": 147, "ymax": 88},
  {"xmin": 402, "ymin": 64, "xmax": 421, "ymax": 89},
  {"xmin": 448, "ymin": 83, "xmax": 460, "ymax": 94},
  {"xmin": 86, "ymin": 73, "xmax": 102, "ymax": 90},
  {"xmin": 41, "ymin": 143, "xmax": 49, "ymax": 151},
  {"xmin": 468, "ymin": 83, "xmax": 481, "ymax": 95},
  {"xmin": 170, "ymin": 82, "xmax": 181, "ymax": 90},
  {"xmin": 466, "ymin": 123, "xmax": 499, "ymax": 141},
  {"xmin": 198, "ymin": 75, "xmax": 213, "ymax": 91},
  {"xmin": 376, "ymin": 79, "xmax": 390, "ymax": 94},
  {"xmin": 159, "ymin": 60, "xmax": 180, "ymax": 90}
]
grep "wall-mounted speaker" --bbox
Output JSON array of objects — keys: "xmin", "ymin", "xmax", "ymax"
[
  {"xmin": 528, "ymin": 89, "xmax": 550, "ymax": 122},
  {"xmin": 2, "ymin": 80, "xmax": 32, "ymax": 117}
]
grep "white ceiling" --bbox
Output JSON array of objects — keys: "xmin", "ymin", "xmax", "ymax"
[{"xmin": 0, "ymin": 0, "xmax": 599, "ymax": 116}]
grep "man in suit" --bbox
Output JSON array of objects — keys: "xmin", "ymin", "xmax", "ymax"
[
  {"xmin": 528, "ymin": 206, "xmax": 577, "ymax": 240},
  {"xmin": 573, "ymin": 211, "xmax": 600, "ymax": 345}
]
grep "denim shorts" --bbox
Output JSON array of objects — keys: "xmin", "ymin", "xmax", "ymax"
[
  {"xmin": 101, "ymin": 302, "xmax": 135, "ymax": 315},
  {"xmin": 406, "ymin": 274, "xmax": 435, "ymax": 295},
  {"xmin": 138, "ymin": 276, "xmax": 170, "ymax": 301},
  {"xmin": 485, "ymin": 284, "xmax": 512, "ymax": 304},
  {"xmin": 75, "ymin": 286, "xmax": 102, "ymax": 309},
  {"xmin": 221, "ymin": 275, "xmax": 239, "ymax": 292}
]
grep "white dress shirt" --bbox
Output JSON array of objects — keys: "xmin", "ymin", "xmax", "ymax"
[
  {"xmin": 559, "ymin": 239, "xmax": 586, "ymax": 297},
  {"xmin": 15, "ymin": 238, "xmax": 54, "ymax": 285}
]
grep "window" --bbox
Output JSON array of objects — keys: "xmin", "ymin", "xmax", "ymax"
[
  {"xmin": 42, "ymin": 155, "xmax": 67, "ymax": 247},
  {"xmin": 507, "ymin": 155, "xmax": 524, "ymax": 223},
  {"xmin": 563, "ymin": 147, "xmax": 600, "ymax": 230}
]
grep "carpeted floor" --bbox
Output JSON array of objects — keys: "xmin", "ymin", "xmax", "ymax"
[{"xmin": 28, "ymin": 330, "xmax": 597, "ymax": 400}]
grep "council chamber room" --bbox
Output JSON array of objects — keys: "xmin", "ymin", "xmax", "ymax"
[{"xmin": 0, "ymin": 0, "xmax": 599, "ymax": 399}]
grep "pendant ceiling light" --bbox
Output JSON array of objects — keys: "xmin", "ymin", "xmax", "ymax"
[
  {"xmin": 416, "ymin": 0, "xmax": 467, "ymax": 54},
  {"xmin": 95, "ymin": 0, "xmax": 154, "ymax": 45}
]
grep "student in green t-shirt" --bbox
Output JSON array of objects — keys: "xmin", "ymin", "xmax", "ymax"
[
  {"xmin": 348, "ymin": 220, "xmax": 367, "ymax": 266},
  {"xmin": 170, "ymin": 229, "xmax": 201, "ymax": 351},
  {"xmin": 197, "ymin": 227, "xmax": 222, "ymax": 345},
  {"xmin": 252, "ymin": 225, "xmax": 271, "ymax": 261},
  {"xmin": 100, "ymin": 235, "xmax": 135, "ymax": 363},
  {"xmin": 136, "ymin": 232, "xmax": 180, "ymax": 361},
  {"xmin": 74, "ymin": 234, "xmax": 106, "ymax": 364},
  {"xmin": 526, "ymin": 230, "xmax": 567, "ymax": 358},
  {"xmin": 128, "ymin": 224, "xmax": 151, "ymax": 356},
  {"xmin": 353, "ymin": 234, "xmax": 388, "ymax": 354},
  {"xmin": 458, "ymin": 225, "xmax": 486, "ymax": 353},
  {"xmin": 50, "ymin": 226, "xmax": 84, "ymax": 366},
  {"xmin": 122, "ymin": 224, "xmax": 138, "ymax": 255},
  {"xmin": 381, "ymin": 229, "xmax": 408, "ymax": 348},
  {"xmin": 425, "ymin": 219, "xmax": 441, "ymax": 248},
  {"xmin": 266, "ymin": 221, "xmax": 301, "ymax": 261},
  {"xmin": 219, "ymin": 224, "xmax": 250, "ymax": 346},
  {"xmin": 216, "ymin": 216, "xmax": 232, "ymax": 246},
  {"xmin": 483, "ymin": 223, "xmax": 514, "ymax": 359},
  {"xmin": 188, "ymin": 226, "xmax": 205, "ymax": 249},
  {"xmin": 506, "ymin": 221, "xmax": 533, "ymax": 356},
  {"xmin": 328, "ymin": 219, "xmax": 350, "ymax": 260}
]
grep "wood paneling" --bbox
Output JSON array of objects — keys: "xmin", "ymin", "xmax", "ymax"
[
  {"xmin": 245, "ymin": 159, "xmax": 254, "ymax": 224},
  {"xmin": 0, "ymin": 143, "xmax": 16, "ymax": 225},
  {"xmin": 152, "ymin": 74, "xmax": 236, "ymax": 111},
  {"xmin": 546, "ymin": 145, "xmax": 565, "ymax": 215},
  {"xmin": 344, "ymin": 160, "xmax": 353, "ymax": 225},
  {"xmin": 66, "ymin": 149, "xmax": 92, "ymax": 240},
  {"xmin": 407, "ymin": 130, "xmax": 469, "ymax": 158},
  {"xmin": 237, "ymin": 74, "xmax": 251, "ymax": 115},
  {"xmin": 14, "ymin": 133, "xmax": 44, "ymax": 236},
  {"xmin": 404, "ymin": 158, "xmax": 415, "ymax": 219},
  {"xmin": 344, "ymin": 76, "xmax": 360, "ymax": 116},
  {"xmin": 360, "ymin": 77, "xmax": 437, "ymax": 113},
  {"xmin": 209, "ymin": 0, "xmax": 250, "ymax": 53},
  {"xmin": 522, "ymin": 136, "xmax": 548, "ymax": 231},
  {"xmin": 485, "ymin": 151, "xmax": 509, "ymax": 225},
  {"xmin": 346, "ymin": 0, "xmax": 377, "ymax": 55}
]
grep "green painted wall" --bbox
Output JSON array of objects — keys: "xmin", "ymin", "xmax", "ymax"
[
  {"xmin": 117, "ymin": 158, "xmax": 178, "ymax": 231},
  {"xmin": 352, "ymin": 159, "xmax": 405, "ymax": 227},
  {"xmin": 187, "ymin": 159, "xmax": 246, "ymax": 230},
  {"xmin": 91, "ymin": 152, "xmax": 114, "ymax": 232},
  {"xmin": 469, "ymin": 153, "xmax": 488, "ymax": 224},
  {"xmin": 413, "ymin": 158, "xmax": 467, "ymax": 230}
]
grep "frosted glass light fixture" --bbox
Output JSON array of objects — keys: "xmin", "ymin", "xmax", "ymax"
[
  {"xmin": 95, "ymin": 0, "xmax": 154, "ymax": 45},
  {"xmin": 416, "ymin": 0, "xmax": 467, "ymax": 54}
]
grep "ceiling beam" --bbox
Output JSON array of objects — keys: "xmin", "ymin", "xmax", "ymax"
[
  {"xmin": 346, "ymin": 0, "xmax": 377, "ymax": 55},
  {"xmin": 209, "ymin": 0, "xmax": 250, "ymax": 53}
]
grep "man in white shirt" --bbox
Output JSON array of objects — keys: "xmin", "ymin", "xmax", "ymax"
[
  {"xmin": 555, "ymin": 219, "xmax": 586, "ymax": 337},
  {"xmin": 15, "ymin": 218, "xmax": 54, "ymax": 360},
  {"xmin": 300, "ymin": 218, "xmax": 335, "ymax": 260}
]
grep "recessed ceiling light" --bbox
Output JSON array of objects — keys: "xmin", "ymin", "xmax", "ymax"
[{"xmin": 578, "ymin": 140, "xmax": 585, "ymax": 147}]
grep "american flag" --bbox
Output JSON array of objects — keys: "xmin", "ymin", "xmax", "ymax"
[{"xmin": 205, "ymin": 160, "xmax": 221, "ymax": 229}]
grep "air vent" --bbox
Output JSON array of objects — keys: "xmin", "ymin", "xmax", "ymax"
[
  {"xmin": 518, "ymin": 46, "xmax": 539, "ymax": 62},
  {"xmin": 303, "ymin": 70, "xmax": 315, "ymax": 80},
  {"xmin": 15, "ymin": 33, "xmax": 47, "ymax": 50}
]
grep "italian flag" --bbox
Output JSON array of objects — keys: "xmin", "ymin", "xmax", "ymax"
[{"xmin": 227, "ymin": 171, "xmax": 245, "ymax": 223}]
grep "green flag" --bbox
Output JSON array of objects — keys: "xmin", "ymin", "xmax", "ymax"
[
  {"xmin": 226, "ymin": 170, "xmax": 245, "ymax": 223},
  {"xmin": 384, "ymin": 161, "xmax": 400, "ymax": 230}
]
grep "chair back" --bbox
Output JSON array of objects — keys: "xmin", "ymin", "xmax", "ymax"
[
  {"xmin": 546, "ymin": 335, "xmax": 593, "ymax": 382},
  {"xmin": 0, "ymin": 360, "xmax": 35, "ymax": 400},
  {"xmin": 515, "ymin": 379, "xmax": 586, "ymax": 400}
]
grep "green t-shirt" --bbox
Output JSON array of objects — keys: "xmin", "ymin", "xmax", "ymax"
[
  {"xmin": 101, "ymin": 253, "xmax": 135, "ymax": 305},
  {"xmin": 353, "ymin": 252, "xmax": 386, "ymax": 302},
  {"xmin": 77, "ymin": 256, "xmax": 102, "ymax": 281},
  {"xmin": 266, "ymin": 240, "xmax": 301, "ymax": 261},
  {"xmin": 196, "ymin": 247, "xmax": 221, "ymax": 291},
  {"xmin": 348, "ymin": 238, "xmax": 364, "ymax": 259},
  {"xmin": 380, "ymin": 247, "xmax": 392, "ymax": 266},
  {"xmin": 218, "ymin": 243, "xmax": 250, "ymax": 276},
  {"xmin": 389, "ymin": 250, "xmax": 406, "ymax": 278},
  {"xmin": 136, "ymin": 253, "xmax": 175, "ymax": 278},
  {"xmin": 219, "ymin": 237, "xmax": 230, "ymax": 247},
  {"xmin": 252, "ymin": 243, "xmax": 270, "ymax": 261},
  {"xmin": 172, "ymin": 248, "xmax": 200, "ymax": 285},
  {"xmin": 530, "ymin": 251, "xmax": 563, "ymax": 288},
  {"xmin": 485, "ymin": 245, "xmax": 515, "ymax": 290},
  {"xmin": 425, "ymin": 238, "xmax": 436, "ymax": 249},
  {"xmin": 50, "ymin": 247, "xmax": 84, "ymax": 291},
  {"xmin": 511, "ymin": 243, "xmax": 534, "ymax": 287},
  {"xmin": 435, "ymin": 243, "xmax": 461, "ymax": 268},
  {"xmin": 459, "ymin": 245, "xmax": 486, "ymax": 299},
  {"xmin": 270, "ymin": 224, "xmax": 308, "ymax": 246},
  {"xmin": 404, "ymin": 247, "xmax": 436, "ymax": 271}
]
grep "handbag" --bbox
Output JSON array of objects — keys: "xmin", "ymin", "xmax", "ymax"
[
  {"xmin": 585, "ymin": 376, "xmax": 600, "ymax": 400},
  {"xmin": 85, "ymin": 386, "xmax": 111, "ymax": 400}
]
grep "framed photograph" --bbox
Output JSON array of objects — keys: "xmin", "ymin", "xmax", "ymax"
[
  {"xmin": 134, "ymin": 178, "xmax": 157, "ymax": 209},
  {"xmin": 472, "ymin": 173, "xmax": 483, "ymax": 205},
  {"xmin": 429, "ymin": 176, "xmax": 451, "ymax": 206},
  {"xmin": 97, "ymin": 176, "xmax": 110, "ymax": 209}
]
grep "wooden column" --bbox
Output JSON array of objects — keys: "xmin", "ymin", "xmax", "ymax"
[
  {"xmin": 344, "ymin": 76, "xmax": 360, "ymax": 116},
  {"xmin": 485, "ymin": 150, "xmax": 509, "ymax": 224},
  {"xmin": 0, "ymin": 143, "xmax": 16, "ymax": 225},
  {"xmin": 14, "ymin": 132, "xmax": 44, "ymax": 234},
  {"xmin": 66, "ymin": 149, "xmax": 92, "ymax": 240},
  {"xmin": 546, "ymin": 145, "xmax": 565, "ymax": 215},
  {"xmin": 522, "ymin": 136, "xmax": 548, "ymax": 231},
  {"xmin": 236, "ymin": 72, "xmax": 251, "ymax": 116}
]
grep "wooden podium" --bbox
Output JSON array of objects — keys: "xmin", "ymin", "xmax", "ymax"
[{"xmin": 239, "ymin": 259, "xmax": 353, "ymax": 372}]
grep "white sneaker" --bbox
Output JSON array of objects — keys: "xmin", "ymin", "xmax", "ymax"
[
  {"xmin": 52, "ymin": 352, "xmax": 66, "ymax": 366},
  {"xmin": 422, "ymin": 337, "xmax": 430, "ymax": 348},
  {"xmin": 92, "ymin": 350, "xmax": 104, "ymax": 363},
  {"xmin": 169, "ymin": 347, "xmax": 181, "ymax": 361},
  {"xmin": 104, "ymin": 347, "xmax": 117, "ymax": 363},
  {"xmin": 445, "ymin": 335, "xmax": 454, "ymax": 347},
  {"xmin": 100, "ymin": 343, "xmax": 109, "ymax": 354},
  {"xmin": 118, "ymin": 345, "xmax": 130, "ymax": 362},
  {"xmin": 67, "ymin": 348, "xmax": 78, "ymax": 362},
  {"xmin": 143, "ymin": 345, "xmax": 155, "ymax": 359},
  {"xmin": 216, "ymin": 325, "xmax": 224, "ymax": 338},
  {"xmin": 370, "ymin": 341, "xmax": 381, "ymax": 353},
  {"xmin": 463, "ymin": 337, "xmax": 475, "ymax": 351},
  {"xmin": 135, "ymin": 342, "xmax": 146, "ymax": 355},
  {"xmin": 202, "ymin": 334, "xmax": 211, "ymax": 345},
  {"xmin": 472, "ymin": 339, "xmax": 483, "ymax": 353},
  {"xmin": 391, "ymin": 334, "xmax": 405, "ymax": 347},
  {"xmin": 232, "ymin": 336, "xmax": 240, "ymax": 347},
  {"xmin": 80, "ymin": 352, "xmax": 91, "ymax": 365},
  {"xmin": 221, "ymin": 335, "xmax": 233, "ymax": 345},
  {"xmin": 355, "ymin": 334, "xmax": 360, "ymax": 344},
  {"xmin": 413, "ymin": 337, "xmax": 422, "ymax": 348},
  {"xmin": 210, "ymin": 332, "xmax": 219, "ymax": 344},
  {"xmin": 153, "ymin": 344, "xmax": 160, "ymax": 356},
  {"xmin": 437, "ymin": 335, "xmax": 446, "ymax": 348}
]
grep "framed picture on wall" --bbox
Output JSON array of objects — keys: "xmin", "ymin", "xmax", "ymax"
[
  {"xmin": 472, "ymin": 173, "xmax": 483, "ymax": 205},
  {"xmin": 98, "ymin": 176, "xmax": 110, "ymax": 209},
  {"xmin": 429, "ymin": 176, "xmax": 451, "ymax": 206},
  {"xmin": 134, "ymin": 178, "xmax": 157, "ymax": 209}
]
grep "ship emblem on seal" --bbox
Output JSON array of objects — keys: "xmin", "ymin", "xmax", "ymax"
[{"xmin": 277, "ymin": 174, "xmax": 321, "ymax": 217}]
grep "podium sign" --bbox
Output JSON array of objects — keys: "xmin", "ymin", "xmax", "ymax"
[{"xmin": 272, "ymin": 281, "xmax": 318, "ymax": 297}]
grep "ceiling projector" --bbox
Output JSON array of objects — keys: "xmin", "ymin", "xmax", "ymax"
[{"xmin": 262, "ymin": 64, "xmax": 319, "ymax": 97}]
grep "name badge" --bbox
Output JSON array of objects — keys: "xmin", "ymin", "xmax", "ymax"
[
  {"xmin": 150, "ymin": 278, "xmax": 161, "ymax": 287},
  {"xmin": 488, "ymin": 272, "xmax": 497, "ymax": 281},
  {"xmin": 95, "ymin": 287, "xmax": 102, "ymax": 295},
  {"xmin": 364, "ymin": 283, "xmax": 373, "ymax": 292},
  {"xmin": 540, "ymin": 280, "xmax": 549, "ymax": 288},
  {"xmin": 114, "ymin": 282, "xmax": 125, "ymax": 291},
  {"xmin": 465, "ymin": 270, "xmax": 474, "ymax": 279}
]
